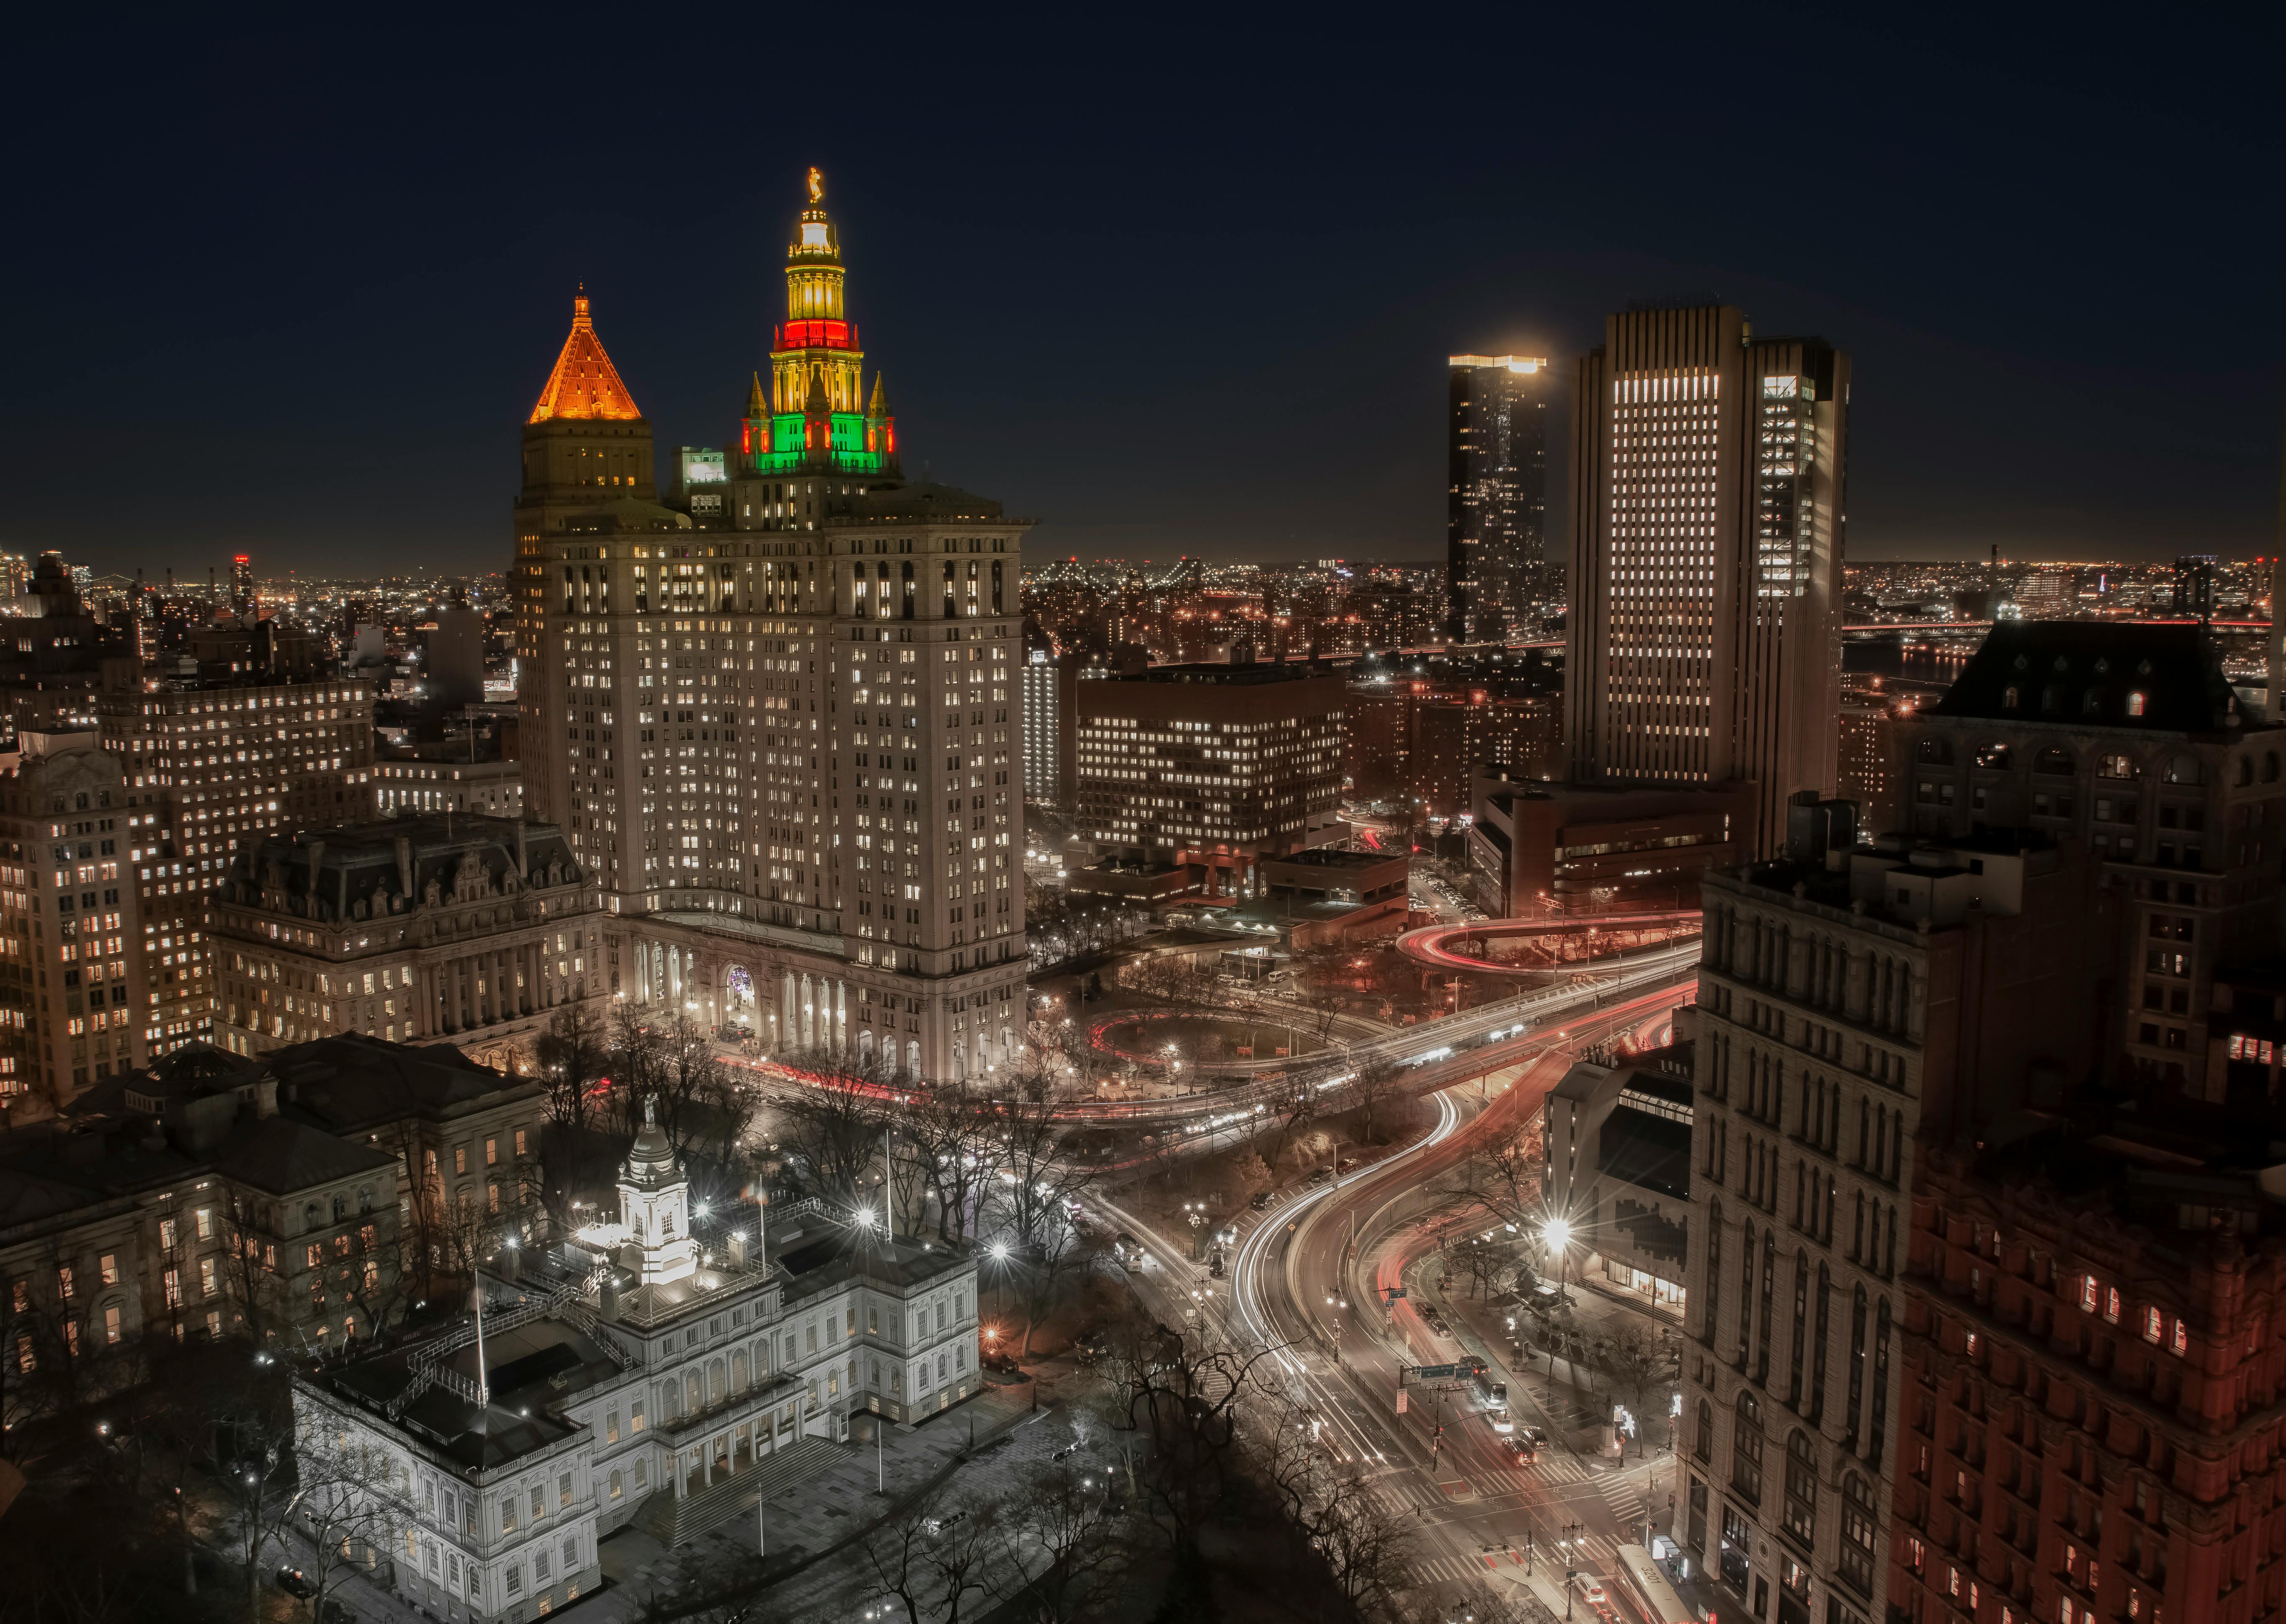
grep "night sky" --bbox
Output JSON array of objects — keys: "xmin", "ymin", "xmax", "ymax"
[{"xmin": 5, "ymin": 11, "xmax": 2280, "ymax": 579}]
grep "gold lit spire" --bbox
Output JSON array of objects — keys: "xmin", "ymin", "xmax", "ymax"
[
  {"xmin": 807, "ymin": 165, "xmax": 824, "ymax": 204},
  {"xmin": 528, "ymin": 289, "xmax": 641, "ymax": 424}
]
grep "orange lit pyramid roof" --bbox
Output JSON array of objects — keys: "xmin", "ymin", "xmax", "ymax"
[{"xmin": 528, "ymin": 291, "xmax": 642, "ymax": 424}]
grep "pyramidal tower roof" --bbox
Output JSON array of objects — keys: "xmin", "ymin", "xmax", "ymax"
[{"xmin": 528, "ymin": 291, "xmax": 643, "ymax": 425}]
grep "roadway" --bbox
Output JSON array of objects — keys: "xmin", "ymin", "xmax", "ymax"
[
  {"xmin": 1397, "ymin": 912, "xmax": 1702, "ymax": 978},
  {"xmin": 1093, "ymin": 980, "xmax": 1697, "ymax": 1613}
]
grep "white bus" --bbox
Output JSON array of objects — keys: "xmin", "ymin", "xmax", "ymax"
[{"xmin": 1610, "ymin": 1543, "xmax": 1699, "ymax": 1624}]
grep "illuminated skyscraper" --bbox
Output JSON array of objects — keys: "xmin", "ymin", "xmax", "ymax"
[
  {"xmin": 1563, "ymin": 306, "xmax": 1848, "ymax": 853},
  {"xmin": 514, "ymin": 288, "xmax": 655, "ymax": 834},
  {"xmin": 230, "ymin": 552, "xmax": 254, "ymax": 616},
  {"xmin": 523, "ymin": 171, "xmax": 1027, "ymax": 1085},
  {"xmin": 1446, "ymin": 355, "xmax": 1552, "ymax": 642}
]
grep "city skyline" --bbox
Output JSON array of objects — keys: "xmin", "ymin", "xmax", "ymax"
[{"xmin": 3, "ymin": 18, "xmax": 2281, "ymax": 576}]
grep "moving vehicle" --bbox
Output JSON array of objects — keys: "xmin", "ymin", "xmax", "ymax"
[
  {"xmin": 1609, "ymin": 1543, "xmax": 1697, "ymax": 1624},
  {"xmin": 1112, "ymin": 1232, "xmax": 1146, "ymax": 1272},
  {"xmin": 1571, "ymin": 1572, "xmax": 1617, "ymax": 1622},
  {"xmin": 275, "ymin": 1568, "xmax": 318, "ymax": 1599},
  {"xmin": 1474, "ymin": 1368, "xmax": 1512, "ymax": 1431}
]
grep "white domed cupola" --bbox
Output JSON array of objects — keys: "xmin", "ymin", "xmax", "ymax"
[{"xmin": 617, "ymin": 1092, "xmax": 697, "ymax": 1284}]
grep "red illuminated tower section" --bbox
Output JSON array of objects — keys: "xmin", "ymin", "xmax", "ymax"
[{"xmin": 744, "ymin": 168, "xmax": 898, "ymax": 480}]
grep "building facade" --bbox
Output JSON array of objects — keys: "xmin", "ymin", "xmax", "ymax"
[
  {"xmin": 1897, "ymin": 621, "xmax": 2286, "ymax": 1098},
  {"xmin": 514, "ymin": 174, "xmax": 1026, "ymax": 1085},
  {"xmin": 208, "ymin": 817, "xmax": 609, "ymax": 1073},
  {"xmin": 376, "ymin": 755, "xmax": 524, "ymax": 819},
  {"xmin": 0, "ymin": 733, "xmax": 151, "ymax": 1110},
  {"xmin": 0, "ymin": 1036, "xmax": 546, "ymax": 1400},
  {"xmin": 1565, "ymin": 307, "xmax": 1848, "ymax": 855},
  {"xmin": 1546, "ymin": 1045, "xmax": 1694, "ymax": 1309},
  {"xmin": 1022, "ymin": 646, "xmax": 1062, "ymax": 806},
  {"xmin": 1681, "ymin": 821, "xmax": 2101, "ymax": 1624},
  {"xmin": 97, "ymin": 657, "xmax": 377, "ymax": 1058},
  {"xmin": 514, "ymin": 291, "xmax": 655, "ymax": 861},
  {"xmin": 1892, "ymin": 1120, "xmax": 2286, "ymax": 1624},
  {"xmin": 1068, "ymin": 660, "xmax": 1345, "ymax": 902},
  {"xmin": 293, "ymin": 1105, "xmax": 982, "ymax": 1616},
  {"xmin": 1447, "ymin": 354, "xmax": 1553, "ymax": 642}
]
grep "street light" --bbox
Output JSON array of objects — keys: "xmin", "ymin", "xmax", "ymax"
[
  {"xmin": 1324, "ymin": 1294, "xmax": 1348, "ymax": 1364},
  {"xmin": 1542, "ymin": 1216, "xmax": 1573, "ymax": 1302}
]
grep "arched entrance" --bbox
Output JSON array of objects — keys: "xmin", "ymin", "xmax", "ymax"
[{"xmin": 723, "ymin": 965, "xmax": 756, "ymax": 1037}]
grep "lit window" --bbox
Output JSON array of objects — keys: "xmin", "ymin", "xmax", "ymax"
[{"xmin": 2144, "ymin": 1307, "xmax": 2162, "ymax": 1343}]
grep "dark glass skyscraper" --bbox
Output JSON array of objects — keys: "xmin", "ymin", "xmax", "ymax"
[{"xmin": 1446, "ymin": 354, "xmax": 1552, "ymax": 642}]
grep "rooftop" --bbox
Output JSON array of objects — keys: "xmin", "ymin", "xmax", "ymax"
[{"xmin": 1928, "ymin": 620, "xmax": 2263, "ymax": 734}]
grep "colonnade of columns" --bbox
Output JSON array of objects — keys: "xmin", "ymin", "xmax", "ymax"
[{"xmin": 421, "ymin": 940, "xmax": 568, "ymax": 1036}]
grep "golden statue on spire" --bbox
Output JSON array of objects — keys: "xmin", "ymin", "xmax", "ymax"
[{"xmin": 807, "ymin": 166, "xmax": 824, "ymax": 204}]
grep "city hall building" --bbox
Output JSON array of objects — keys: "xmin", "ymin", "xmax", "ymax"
[{"xmin": 294, "ymin": 1101, "xmax": 982, "ymax": 1616}]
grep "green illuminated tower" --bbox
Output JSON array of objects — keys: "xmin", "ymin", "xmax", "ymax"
[{"xmin": 741, "ymin": 167, "xmax": 899, "ymax": 479}]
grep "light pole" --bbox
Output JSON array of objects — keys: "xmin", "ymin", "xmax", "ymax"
[
  {"xmin": 1324, "ymin": 1294, "xmax": 1347, "ymax": 1364},
  {"xmin": 1183, "ymin": 1202, "xmax": 1205, "ymax": 1260},
  {"xmin": 1541, "ymin": 1215, "xmax": 1573, "ymax": 1303},
  {"xmin": 1561, "ymin": 1521, "xmax": 1583, "ymax": 1620}
]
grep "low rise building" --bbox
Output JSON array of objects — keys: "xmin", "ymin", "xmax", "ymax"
[
  {"xmin": 1467, "ymin": 777, "xmax": 1755, "ymax": 918},
  {"xmin": 1545, "ymin": 1043, "xmax": 1693, "ymax": 1310},
  {"xmin": 292, "ymin": 1103, "xmax": 982, "ymax": 1617},
  {"xmin": 0, "ymin": 1036, "xmax": 546, "ymax": 1432},
  {"xmin": 208, "ymin": 816, "xmax": 610, "ymax": 1074},
  {"xmin": 376, "ymin": 755, "xmax": 524, "ymax": 819}
]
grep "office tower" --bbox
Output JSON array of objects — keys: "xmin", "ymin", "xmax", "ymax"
[
  {"xmin": 210, "ymin": 817, "xmax": 606, "ymax": 1070},
  {"xmin": 1447, "ymin": 354, "xmax": 1552, "ymax": 642},
  {"xmin": 1678, "ymin": 812, "xmax": 2101, "ymax": 1624},
  {"xmin": 515, "ymin": 290, "xmax": 655, "ymax": 829},
  {"xmin": 230, "ymin": 552, "xmax": 254, "ymax": 617},
  {"xmin": 97, "ymin": 656, "xmax": 376, "ymax": 1060},
  {"xmin": 1898, "ymin": 620, "xmax": 2282, "ymax": 1097},
  {"xmin": 1564, "ymin": 306, "xmax": 1849, "ymax": 856},
  {"xmin": 0, "ymin": 734, "xmax": 151, "ymax": 1107},
  {"xmin": 1067, "ymin": 661, "xmax": 1345, "ymax": 902},
  {"xmin": 526, "ymin": 171, "xmax": 1026, "ymax": 1084},
  {"xmin": 1022, "ymin": 646, "xmax": 1062, "ymax": 805}
]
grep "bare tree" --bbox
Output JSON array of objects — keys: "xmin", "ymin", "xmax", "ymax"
[
  {"xmin": 763, "ymin": 1050, "xmax": 892, "ymax": 1210},
  {"xmin": 534, "ymin": 1002, "xmax": 612, "ymax": 1229},
  {"xmin": 293, "ymin": 1429, "xmax": 413, "ymax": 1624},
  {"xmin": 862, "ymin": 1493, "xmax": 1001, "ymax": 1624},
  {"xmin": 996, "ymin": 1461, "xmax": 1130, "ymax": 1624},
  {"xmin": 1088, "ymin": 1309, "xmax": 1285, "ymax": 1561},
  {"xmin": 1346, "ymin": 1057, "xmax": 1400, "ymax": 1146},
  {"xmin": 910, "ymin": 1084, "xmax": 993, "ymax": 1242},
  {"xmin": 1605, "ymin": 1325, "xmax": 1679, "ymax": 1459}
]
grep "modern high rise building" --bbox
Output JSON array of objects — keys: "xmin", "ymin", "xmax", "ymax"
[
  {"xmin": 520, "ymin": 171, "xmax": 1027, "ymax": 1084},
  {"xmin": 1679, "ymin": 811, "xmax": 2102, "ymax": 1624},
  {"xmin": 1022, "ymin": 646, "xmax": 1062, "ymax": 805},
  {"xmin": 1564, "ymin": 306, "xmax": 1848, "ymax": 856},
  {"xmin": 1447, "ymin": 355, "xmax": 1552, "ymax": 642},
  {"xmin": 229, "ymin": 553, "xmax": 254, "ymax": 617}
]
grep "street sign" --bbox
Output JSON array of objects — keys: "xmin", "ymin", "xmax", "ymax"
[
  {"xmin": 1411, "ymin": 1363, "xmax": 1457, "ymax": 1380},
  {"xmin": 1395, "ymin": 1388, "xmax": 1408, "ymax": 1414},
  {"xmin": 1383, "ymin": 1286, "xmax": 1408, "ymax": 1301}
]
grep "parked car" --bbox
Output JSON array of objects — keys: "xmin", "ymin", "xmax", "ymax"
[
  {"xmin": 980, "ymin": 1346, "xmax": 1022, "ymax": 1374},
  {"xmin": 275, "ymin": 1567, "xmax": 318, "ymax": 1599},
  {"xmin": 1249, "ymin": 1190, "xmax": 1278, "ymax": 1212}
]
